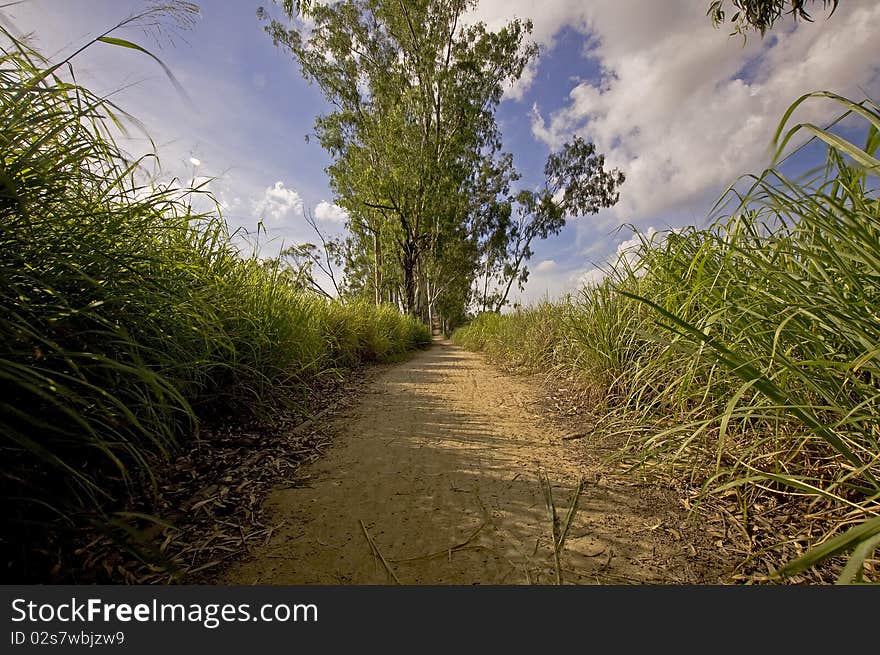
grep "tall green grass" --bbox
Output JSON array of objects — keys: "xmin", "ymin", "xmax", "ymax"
[
  {"xmin": 0, "ymin": 24, "xmax": 429, "ymax": 579},
  {"xmin": 455, "ymin": 93, "xmax": 880, "ymax": 583}
]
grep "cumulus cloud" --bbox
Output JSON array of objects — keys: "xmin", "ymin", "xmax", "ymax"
[
  {"xmin": 472, "ymin": 0, "xmax": 880, "ymax": 222},
  {"xmin": 612, "ymin": 227, "xmax": 658, "ymax": 270},
  {"xmin": 252, "ymin": 181, "xmax": 303, "ymax": 222},
  {"xmin": 575, "ymin": 266, "xmax": 608, "ymax": 288},
  {"xmin": 216, "ymin": 187, "xmax": 241, "ymax": 213},
  {"xmin": 514, "ymin": 226, "xmax": 664, "ymax": 304},
  {"xmin": 504, "ymin": 59, "xmax": 539, "ymax": 101},
  {"xmin": 514, "ymin": 261, "xmax": 607, "ymax": 306},
  {"xmin": 314, "ymin": 200, "xmax": 349, "ymax": 223}
]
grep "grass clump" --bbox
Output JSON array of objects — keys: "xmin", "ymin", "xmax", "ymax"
[
  {"xmin": 454, "ymin": 92, "xmax": 880, "ymax": 583},
  {"xmin": 0, "ymin": 25, "xmax": 429, "ymax": 581}
]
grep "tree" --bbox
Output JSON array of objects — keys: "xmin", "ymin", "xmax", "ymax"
[
  {"xmin": 266, "ymin": 210, "xmax": 345, "ymax": 298},
  {"xmin": 481, "ymin": 137, "xmax": 624, "ymax": 312},
  {"xmin": 708, "ymin": 0, "xmax": 840, "ymax": 36},
  {"xmin": 260, "ymin": 0, "xmax": 535, "ymax": 319},
  {"xmin": 259, "ymin": 1, "xmax": 624, "ymax": 322}
]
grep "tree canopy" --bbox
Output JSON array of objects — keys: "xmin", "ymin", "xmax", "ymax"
[
  {"xmin": 259, "ymin": 0, "xmax": 624, "ymax": 326},
  {"xmin": 708, "ymin": 0, "xmax": 841, "ymax": 36}
]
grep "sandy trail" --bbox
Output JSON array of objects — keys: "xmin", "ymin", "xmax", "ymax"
[{"xmin": 222, "ymin": 341, "xmax": 723, "ymax": 584}]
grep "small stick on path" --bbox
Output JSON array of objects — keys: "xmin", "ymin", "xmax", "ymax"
[
  {"xmin": 359, "ymin": 520, "xmax": 401, "ymax": 584},
  {"xmin": 389, "ymin": 521, "xmax": 487, "ymax": 563},
  {"xmin": 539, "ymin": 473, "xmax": 586, "ymax": 585}
]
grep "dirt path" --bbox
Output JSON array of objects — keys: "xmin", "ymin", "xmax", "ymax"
[{"xmin": 221, "ymin": 341, "xmax": 727, "ymax": 584}]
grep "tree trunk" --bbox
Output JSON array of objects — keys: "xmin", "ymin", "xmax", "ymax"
[
  {"xmin": 426, "ymin": 276, "xmax": 439, "ymax": 337},
  {"xmin": 481, "ymin": 255, "xmax": 492, "ymax": 313},
  {"xmin": 495, "ymin": 263, "xmax": 519, "ymax": 312},
  {"xmin": 427, "ymin": 294, "xmax": 433, "ymax": 335},
  {"xmin": 402, "ymin": 241, "xmax": 418, "ymax": 316},
  {"xmin": 373, "ymin": 231, "xmax": 382, "ymax": 306}
]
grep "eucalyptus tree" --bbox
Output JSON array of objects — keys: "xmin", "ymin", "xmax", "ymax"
[
  {"xmin": 260, "ymin": 0, "xmax": 625, "ymax": 322},
  {"xmin": 260, "ymin": 0, "xmax": 536, "ymax": 319},
  {"xmin": 477, "ymin": 136, "xmax": 625, "ymax": 312}
]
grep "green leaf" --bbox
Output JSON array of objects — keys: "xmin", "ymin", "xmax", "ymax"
[
  {"xmin": 775, "ymin": 515, "xmax": 880, "ymax": 579},
  {"xmin": 97, "ymin": 36, "xmax": 192, "ymax": 106}
]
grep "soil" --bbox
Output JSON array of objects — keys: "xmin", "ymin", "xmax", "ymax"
[{"xmin": 220, "ymin": 340, "xmax": 733, "ymax": 585}]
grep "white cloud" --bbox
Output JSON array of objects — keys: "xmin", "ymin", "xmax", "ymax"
[
  {"xmin": 215, "ymin": 183, "xmax": 241, "ymax": 212},
  {"xmin": 511, "ymin": 257, "xmax": 598, "ymax": 305},
  {"xmin": 314, "ymin": 200, "xmax": 348, "ymax": 223},
  {"xmin": 512, "ymin": 226, "xmax": 664, "ymax": 304},
  {"xmin": 472, "ymin": 0, "xmax": 880, "ymax": 223},
  {"xmin": 504, "ymin": 59, "xmax": 538, "ymax": 101},
  {"xmin": 529, "ymin": 103, "xmax": 555, "ymax": 147},
  {"xmin": 576, "ymin": 266, "xmax": 608, "ymax": 288},
  {"xmin": 252, "ymin": 181, "xmax": 303, "ymax": 222},
  {"xmin": 613, "ymin": 227, "xmax": 657, "ymax": 270}
]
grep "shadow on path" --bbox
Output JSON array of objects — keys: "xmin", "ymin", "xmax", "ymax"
[{"xmin": 221, "ymin": 342, "xmax": 723, "ymax": 585}]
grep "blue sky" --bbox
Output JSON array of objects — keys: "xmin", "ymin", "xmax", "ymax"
[{"xmin": 3, "ymin": 0, "xmax": 879, "ymax": 304}]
